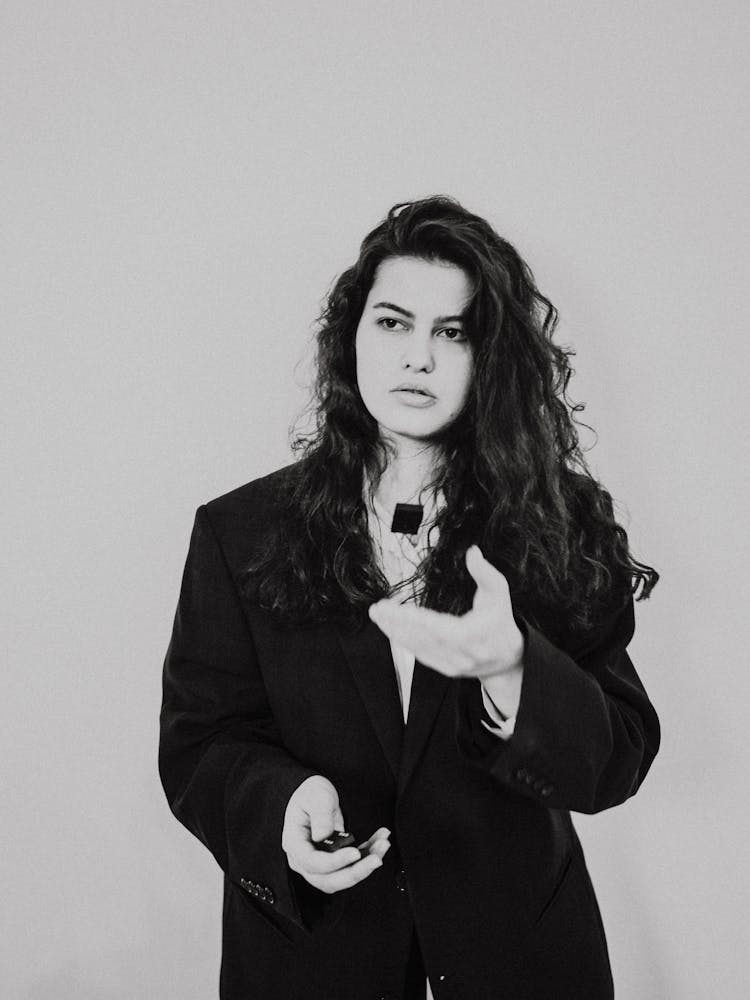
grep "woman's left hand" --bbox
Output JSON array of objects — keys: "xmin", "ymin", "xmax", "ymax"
[{"xmin": 368, "ymin": 545, "xmax": 524, "ymax": 681}]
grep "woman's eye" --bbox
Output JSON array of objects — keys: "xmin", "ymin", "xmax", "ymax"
[
  {"xmin": 438, "ymin": 327, "xmax": 467, "ymax": 342},
  {"xmin": 377, "ymin": 317, "xmax": 405, "ymax": 331}
]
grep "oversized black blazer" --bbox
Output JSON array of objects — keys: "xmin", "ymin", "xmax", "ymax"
[{"xmin": 159, "ymin": 462, "xmax": 660, "ymax": 1000}]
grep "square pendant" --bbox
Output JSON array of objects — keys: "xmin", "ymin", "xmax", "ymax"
[{"xmin": 391, "ymin": 503, "xmax": 423, "ymax": 534}]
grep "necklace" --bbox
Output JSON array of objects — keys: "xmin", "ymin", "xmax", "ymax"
[{"xmin": 364, "ymin": 478, "xmax": 444, "ymax": 598}]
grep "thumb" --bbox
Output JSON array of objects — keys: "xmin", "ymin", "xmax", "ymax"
[
  {"xmin": 466, "ymin": 545, "xmax": 498, "ymax": 585},
  {"xmin": 466, "ymin": 546, "xmax": 510, "ymax": 606},
  {"xmin": 309, "ymin": 792, "xmax": 342, "ymax": 842}
]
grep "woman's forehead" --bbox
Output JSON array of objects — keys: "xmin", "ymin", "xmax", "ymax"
[{"xmin": 366, "ymin": 256, "xmax": 472, "ymax": 316}]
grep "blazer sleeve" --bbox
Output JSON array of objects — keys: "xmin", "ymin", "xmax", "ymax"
[
  {"xmin": 159, "ymin": 505, "xmax": 318, "ymax": 930},
  {"xmin": 455, "ymin": 596, "xmax": 660, "ymax": 814}
]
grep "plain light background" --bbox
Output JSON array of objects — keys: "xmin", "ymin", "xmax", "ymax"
[{"xmin": 3, "ymin": 2, "xmax": 748, "ymax": 997}]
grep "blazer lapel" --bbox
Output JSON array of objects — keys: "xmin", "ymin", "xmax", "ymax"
[
  {"xmin": 335, "ymin": 618, "xmax": 404, "ymax": 781},
  {"xmin": 335, "ymin": 622, "xmax": 451, "ymax": 794},
  {"xmin": 398, "ymin": 661, "xmax": 450, "ymax": 796}
]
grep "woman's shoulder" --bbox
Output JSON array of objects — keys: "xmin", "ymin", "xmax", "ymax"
[
  {"xmin": 197, "ymin": 459, "xmax": 306, "ymax": 561},
  {"xmin": 204, "ymin": 459, "xmax": 302, "ymax": 515}
]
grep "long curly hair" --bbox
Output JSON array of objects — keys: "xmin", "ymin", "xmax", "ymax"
[{"xmin": 241, "ymin": 196, "xmax": 658, "ymax": 635}]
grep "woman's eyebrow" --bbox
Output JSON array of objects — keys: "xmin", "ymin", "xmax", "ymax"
[
  {"xmin": 372, "ymin": 301, "xmax": 414, "ymax": 319},
  {"xmin": 372, "ymin": 301, "xmax": 465, "ymax": 324}
]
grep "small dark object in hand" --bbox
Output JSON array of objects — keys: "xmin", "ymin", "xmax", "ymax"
[{"xmin": 313, "ymin": 831, "xmax": 357, "ymax": 852}]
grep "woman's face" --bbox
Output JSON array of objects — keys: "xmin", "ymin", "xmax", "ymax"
[{"xmin": 355, "ymin": 256, "xmax": 474, "ymax": 451}]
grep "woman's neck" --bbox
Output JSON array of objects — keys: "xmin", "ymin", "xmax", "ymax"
[{"xmin": 373, "ymin": 441, "xmax": 443, "ymax": 510}]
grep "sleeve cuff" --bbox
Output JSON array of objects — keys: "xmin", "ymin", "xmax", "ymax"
[{"xmin": 480, "ymin": 683, "xmax": 516, "ymax": 740}]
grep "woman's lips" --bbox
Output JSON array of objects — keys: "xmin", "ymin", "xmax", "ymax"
[{"xmin": 391, "ymin": 389, "xmax": 437, "ymax": 407}]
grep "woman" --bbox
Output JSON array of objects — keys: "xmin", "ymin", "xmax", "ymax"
[{"xmin": 159, "ymin": 196, "xmax": 660, "ymax": 999}]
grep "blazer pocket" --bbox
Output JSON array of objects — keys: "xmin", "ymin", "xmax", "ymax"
[
  {"xmin": 230, "ymin": 878, "xmax": 300, "ymax": 948},
  {"xmin": 291, "ymin": 870, "xmax": 347, "ymax": 934},
  {"xmin": 533, "ymin": 851, "xmax": 574, "ymax": 928}
]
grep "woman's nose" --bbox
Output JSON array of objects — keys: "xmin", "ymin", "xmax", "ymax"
[{"xmin": 401, "ymin": 332, "xmax": 434, "ymax": 371}]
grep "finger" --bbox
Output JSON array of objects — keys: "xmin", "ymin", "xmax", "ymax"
[
  {"xmin": 356, "ymin": 827, "xmax": 391, "ymax": 852},
  {"xmin": 294, "ymin": 840, "xmax": 363, "ymax": 875},
  {"xmin": 367, "ymin": 837, "xmax": 392, "ymax": 861},
  {"xmin": 309, "ymin": 852, "xmax": 383, "ymax": 894},
  {"xmin": 368, "ymin": 602, "xmax": 495, "ymax": 678},
  {"xmin": 369, "ymin": 601, "xmax": 467, "ymax": 654}
]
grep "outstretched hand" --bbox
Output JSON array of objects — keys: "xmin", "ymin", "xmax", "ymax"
[{"xmin": 368, "ymin": 545, "xmax": 524, "ymax": 681}]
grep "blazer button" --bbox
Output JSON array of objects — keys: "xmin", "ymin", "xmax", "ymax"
[
  {"xmin": 395, "ymin": 869, "xmax": 408, "ymax": 892},
  {"xmin": 533, "ymin": 778, "xmax": 546, "ymax": 792},
  {"xmin": 541, "ymin": 784, "xmax": 554, "ymax": 797},
  {"xmin": 515, "ymin": 767, "xmax": 527, "ymax": 782}
]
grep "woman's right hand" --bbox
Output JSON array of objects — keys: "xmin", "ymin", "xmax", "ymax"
[{"xmin": 281, "ymin": 775, "xmax": 391, "ymax": 894}]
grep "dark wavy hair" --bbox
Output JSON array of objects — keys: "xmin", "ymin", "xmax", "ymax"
[{"xmin": 242, "ymin": 196, "xmax": 658, "ymax": 635}]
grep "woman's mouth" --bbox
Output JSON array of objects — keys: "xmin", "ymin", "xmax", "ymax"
[
  {"xmin": 391, "ymin": 388, "xmax": 437, "ymax": 407},
  {"xmin": 392, "ymin": 384, "xmax": 435, "ymax": 397}
]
